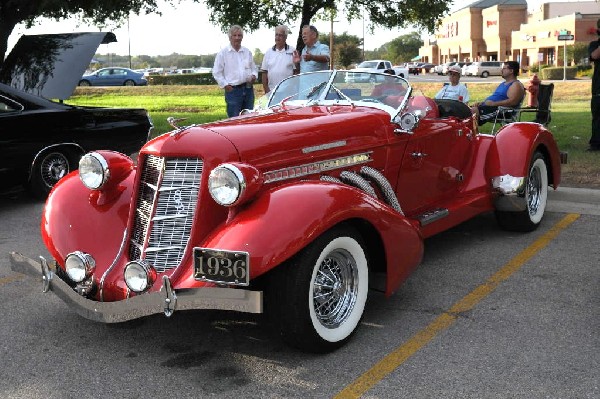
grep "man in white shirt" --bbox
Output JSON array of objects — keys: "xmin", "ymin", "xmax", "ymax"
[
  {"xmin": 434, "ymin": 64, "xmax": 470, "ymax": 103},
  {"xmin": 261, "ymin": 25, "xmax": 296, "ymax": 94},
  {"xmin": 212, "ymin": 25, "xmax": 258, "ymax": 117}
]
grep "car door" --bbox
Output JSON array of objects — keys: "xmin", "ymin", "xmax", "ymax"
[{"xmin": 395, "ymin": 116, "xmax": 475, "ymax": 216}]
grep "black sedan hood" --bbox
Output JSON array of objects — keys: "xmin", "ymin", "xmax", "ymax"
[{"xmin": 0, "ymin": 32, "xmax": 116, "ymax": 100}]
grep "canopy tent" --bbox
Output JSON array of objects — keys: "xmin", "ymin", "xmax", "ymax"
[{"xmin": 411, "ymin": 55, "xmax": 422, "ymax": 61}]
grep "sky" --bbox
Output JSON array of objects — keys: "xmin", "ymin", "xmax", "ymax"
[{"xmin": 6, "ymin": 0, "xmax": 560, "ymax": 57}]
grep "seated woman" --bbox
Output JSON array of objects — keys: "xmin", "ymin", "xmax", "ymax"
[{"xmin": 434, "ymin": 64, "xmax": 469, "ymax": 103}]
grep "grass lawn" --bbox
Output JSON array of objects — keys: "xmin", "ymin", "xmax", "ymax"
[{"xmin": 69, "ymin": 79, "xmax": 599, "ymax": 188}]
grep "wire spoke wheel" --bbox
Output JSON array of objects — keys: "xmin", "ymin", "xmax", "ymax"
[{"xmin": 312, "ymin": 248, "xmax": 359, "ymax": 329}]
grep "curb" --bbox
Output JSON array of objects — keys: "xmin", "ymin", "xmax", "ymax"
[{"xmin": 547, "ymin": 186, "xmax": 600, "ymax": 215}]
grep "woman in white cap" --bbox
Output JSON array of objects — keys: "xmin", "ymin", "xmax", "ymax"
[{"xmin": 434, "ymin": 64, "xmax": 469, "ymax": 103}]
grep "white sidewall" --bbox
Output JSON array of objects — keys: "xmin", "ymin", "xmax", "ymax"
[
  {"xmin": 308, "ymin": 236, "xmax": 368, "ymax": 343},
  {"xmin": 529, "ymin": 158, "xmax": 548, "ymax": 224}
]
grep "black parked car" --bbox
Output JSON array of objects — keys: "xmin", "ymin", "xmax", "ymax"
[{"xmin": 0, "ymin": 82, "xmax": 152, "ymax": 197}]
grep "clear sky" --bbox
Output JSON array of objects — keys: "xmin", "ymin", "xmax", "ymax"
[{"xmin": 6, "ymin": 0, "xmax": 558, "ymax": 57}]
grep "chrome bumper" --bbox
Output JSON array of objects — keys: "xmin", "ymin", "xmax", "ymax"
[
  {"xmin": 491, "ymin": 174, "xmax": 527, "ymax": 212},
  {"xmin": 9, "ymin": 252, "xmax": 263, "ymax": 323}
]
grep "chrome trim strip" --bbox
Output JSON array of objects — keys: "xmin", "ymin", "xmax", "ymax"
[
  {"xmin": 99, "ymin": 228, "xmax": 129, "ymax": 301},
  {"xmin": 264, "ymin": 152, "xmax": 372, "ymax": 183},
  {"xmin": 10, "ymin": 252, "xmax": 263, "ymax": 323},
  {"xmin": 302, "ymin": 140, "xmax": 347, "ymax": 153}
]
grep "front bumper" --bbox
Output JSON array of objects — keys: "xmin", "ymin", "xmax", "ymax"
[{"xmin": 9, "ymin": 252, "xmax": 263, "ymax": 323}]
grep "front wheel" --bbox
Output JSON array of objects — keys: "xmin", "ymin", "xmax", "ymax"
[
  {"xmin": 267, "ymin": 226, "xmax": 369, "ymax": 353},
  {"xmin": 496, "ymin": 152, "xmax": 548, "ymax": 232},
  {"xmin": 481, "ymin": 71, "xmax": 489, "ymax": 78},
  {"xmin": 78, "ymin": 80, "xmax": 91, "ymax": 86},
  {"xmin": 27, "ymin": 150, "xmax": 76, "ymax": 198}
]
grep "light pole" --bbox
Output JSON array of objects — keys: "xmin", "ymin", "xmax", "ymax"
[{"xmin": 127, "ymin": 15, "xmax": 132, "ymax": 69}]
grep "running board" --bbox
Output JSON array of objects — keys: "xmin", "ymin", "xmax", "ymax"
[{"xmin": 417, "ymin": 208, "xmax": 449, "ymax": 226}]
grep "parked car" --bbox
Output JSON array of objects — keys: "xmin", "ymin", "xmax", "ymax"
[
  {"xmin": 347, "ymin": 60, "xmax": 408, "ymax": 82},
  {"xmin": 10, "ymin": 70, "xmax": 564, "ymax": 353},
  {"xmin": 464, "ymin": 61, "xmax": 504, "ymax": 77},
  {"xmin": 461, "ymin": 62, "xmax": 473, "ymax": 75},
  {"xmin": 79, "ymin": 67, "xmax": 148, "ymax": 86},
  {"xmin": 0, "ymin": 82, "xmax": 153, "ymax": 197}
]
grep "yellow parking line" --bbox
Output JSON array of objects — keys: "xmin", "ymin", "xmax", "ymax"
[
  {"xmin": 335, "ymin": 213, "xmax": 580, "ymax": 399},
  {"xmin": 0, "ymin": 274, "xmax": 25, "ymax": 286}
]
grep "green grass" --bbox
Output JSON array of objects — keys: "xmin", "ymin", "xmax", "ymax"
[{"xmin": 68, "ymin": 80, "xmax": 599, "ymax": 188}]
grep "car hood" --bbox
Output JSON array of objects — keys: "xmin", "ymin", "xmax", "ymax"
[
  {"xmin": 201, "ymin": 106, "xmax": 392, "ymax": 167},
  {"xmin": 0, "ymin": 32, "xmax": 116, "ymax": 100}
]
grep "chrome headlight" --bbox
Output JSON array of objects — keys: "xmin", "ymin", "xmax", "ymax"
[
  {"xmin": 65, "ymin": 251, "xmax": 96, "ymax": 283},
  {"xmin": 208, "ymin": 164, "xmax": 245, "ymax": 206},
  {"xmin": 124, "ymin": 260, "xmax": 157, "ymax": 293},
  {"xmin": 79, "ymin": 152, "xmax": 109, "ymax": 190}
]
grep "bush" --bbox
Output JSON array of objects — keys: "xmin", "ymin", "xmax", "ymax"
[
  {"xmin": 540, "ymin": 66, "xmax": 578, "ymax": 80},
  {"xmin": 146, "ymin": 73, "xmax": 217, "ymax": 85},
  {"xmin": 146, "ymin": 71, "xmax": 266, "ymax": 85}
]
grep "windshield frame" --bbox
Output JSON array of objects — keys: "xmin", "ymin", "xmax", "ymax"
[{"xmin": 263, "ymin": 70, "xmax": 412, "ymax": 120}]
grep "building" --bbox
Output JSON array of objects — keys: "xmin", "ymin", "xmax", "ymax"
[{"xmin": 419, "ymin": 0, "xmax": 600, "ymax": 70}]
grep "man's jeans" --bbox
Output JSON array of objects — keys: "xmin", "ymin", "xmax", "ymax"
[{"xmin": 225, "ymin": 85, "xmax": 255, "ymax": 117}]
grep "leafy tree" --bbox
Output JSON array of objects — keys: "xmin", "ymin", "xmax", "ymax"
[
  {"xmin": 317, "ymin": 32, "xmax": 362, "ymax": 68},
  {"xmin": 0, "ymin": 0, "xmax": 190, "ymax": 67},
  {"xmin": 204, "ymin": 0, "xmax": 449, "ymax": 52},
  {"xmin": 253, "ymin": 48, "xmax": 264, "ymax": 67},
  {"xmin": 381, "ymin": 32, "xmax": 423, "ymax": 64},
  {"xmin": 567, "ymin": 43, "xmax": 590, "ymax": 65}
]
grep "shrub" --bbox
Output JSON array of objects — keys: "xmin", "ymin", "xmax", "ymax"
[{"xmin": 540, "ymin": 66, "xmax": 578, "ymax": 80}]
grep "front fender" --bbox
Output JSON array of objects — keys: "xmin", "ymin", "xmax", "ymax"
[
  {"xmin": 194, "ymin": 181, "xmax": 424, "ymax": 295},
  {"xmin": 42, "ymin": 169, "xmax": 135, "ymax": 271},
  {"xmin": 486, "ymin": 122, "xmax": 561, "ymax": 187}
]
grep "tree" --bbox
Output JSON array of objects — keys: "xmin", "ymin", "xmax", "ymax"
[
  {"xmin": 383, "ymin": 32, "xmax": 423, "ymax": 64},
  {"xmin": 0, "ymin": 0, "xmax": 191, "ymax": 67},
  {"xmin": 204, "ymin": 0, "xmax": 449, "ymax": 53},
  {"xmin": 318, "ymin": 32, "xmax": 362, "ymax": 68}
]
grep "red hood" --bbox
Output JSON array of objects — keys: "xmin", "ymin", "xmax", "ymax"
[{"xmin": 199, "ymin": 105, "xmax": 393, "ymax": 168}]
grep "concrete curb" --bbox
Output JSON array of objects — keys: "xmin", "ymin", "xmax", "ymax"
[{"xmin": 547, "ymin": 186, "xmax": 600, "ymax": 215}]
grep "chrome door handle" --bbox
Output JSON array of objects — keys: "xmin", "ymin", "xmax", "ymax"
[{"xmin": 411, "ymin": 152, "xmax": 428, "ymax": 158}]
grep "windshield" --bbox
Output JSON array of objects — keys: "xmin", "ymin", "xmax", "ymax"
[{"xmin": 266, "ymin": 70, "xmax": 411, "ymax": 116}]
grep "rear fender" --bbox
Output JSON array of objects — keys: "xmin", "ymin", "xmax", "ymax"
[
  {"xmin": 197, "ymin": 181, "xmax": 424, "ymax": 295},
  {"xmin": 486, "ymin": 123, "xmax": 561, "ymax": 187}
]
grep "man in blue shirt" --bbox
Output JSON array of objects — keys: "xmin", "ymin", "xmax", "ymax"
[
  {"xmin": 472, "ymin": 61, "xmax": 524, "ymax": 125},
  {"xmin": 292, "ymin": 25, "xmax": 330, "ymax": 73}
]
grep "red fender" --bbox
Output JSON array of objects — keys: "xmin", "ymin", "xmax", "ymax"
[
  {"xmin": 192, "ymin": 181, "xmax": 424, "ymax": 296},
  {"xmin": 486, "ymin": 122, "xmax": 561, "ymax": 187}
]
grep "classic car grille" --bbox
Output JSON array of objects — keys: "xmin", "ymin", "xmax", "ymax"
[{"xmin": 129, "ymin": 155, "xmax": 202, "ymax": 273}]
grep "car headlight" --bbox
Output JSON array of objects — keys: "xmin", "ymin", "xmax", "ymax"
[
  {"xmin": 208, "ymin": 164, "xmax": 245, "ymax": 206},
  {"xmin": 124, "ymin": 260, "xmax": 157, "ymax": 293},
  {"xmin": 65, "ymin": 251, "xmax": 96, "ymax": 283},
  {"xmin": 79, "ymin": 152, "xmax": 109, "ymax": 190}
]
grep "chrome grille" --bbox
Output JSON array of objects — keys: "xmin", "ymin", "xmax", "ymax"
[{"xmin": 129, "ymin": 155, "xmax": 202, "ymax": 273}]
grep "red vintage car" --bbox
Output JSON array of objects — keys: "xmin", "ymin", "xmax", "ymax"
[{"xmin": 11, "ymin": 70, "xmax": 564, "ymax": 353}]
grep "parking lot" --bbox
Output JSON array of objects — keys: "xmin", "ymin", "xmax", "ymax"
[{"xmin": 0, "ymin": 187, "xmax": 598, "ymax": 398}]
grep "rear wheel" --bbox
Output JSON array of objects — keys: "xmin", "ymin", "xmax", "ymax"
[
  {"xmin": 496, "ymin": 151, "xmax": 548, "ymax": 232},
  {"xmin": 481, "ymin": 71, "xmax": 489, "ymax": 78},
  {"xmin": 27, "ymin": 150, "xmax": 77, "ymax": 198},
  {"xmin": 124, "ymin": 79, "xmax": 135, "ymax": 86},
  {"xmin": 267, "ymin": 226, "xmax": 369, "ymax": 353}
]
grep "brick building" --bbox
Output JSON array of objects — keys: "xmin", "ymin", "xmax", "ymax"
[{"xmin": 419, "ymin": 0, "xmax": 600, "ymax": 69}]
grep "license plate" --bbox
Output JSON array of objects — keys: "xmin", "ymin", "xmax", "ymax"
[{"xmin": 193, "ymin": 248, "xmax": 249, "ymax": 286}]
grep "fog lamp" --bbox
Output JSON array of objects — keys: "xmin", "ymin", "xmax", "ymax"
[
  {"xmin": 124, "ymin": 260, "xmax": 157, "ymax": 293},
  {"xmin": 65, "ymin": 251, "xmax": 96, "ymax": 283},
  {"xmin": 79, "ymin": 152, "xmax": 109, "ymax": 190}
]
